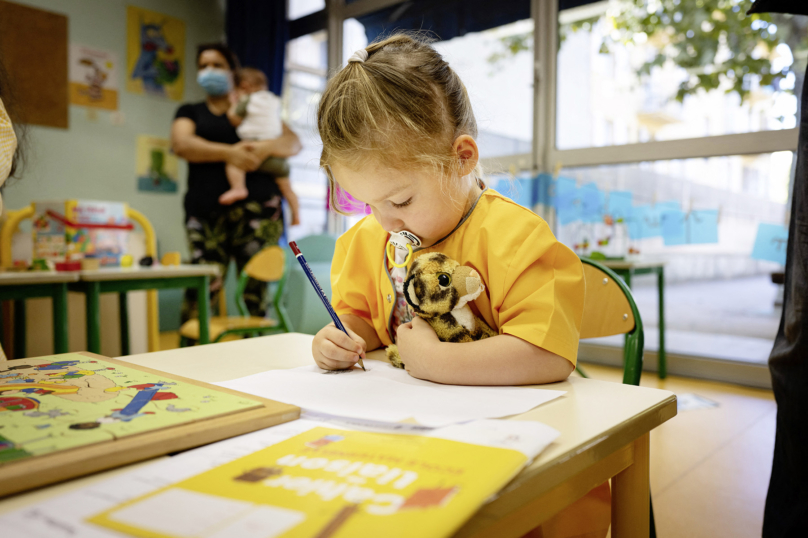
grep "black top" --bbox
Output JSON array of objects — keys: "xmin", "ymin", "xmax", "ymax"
[{"xmin": 174, "ymin": 102, "xmax": 281, "ymax": 218}]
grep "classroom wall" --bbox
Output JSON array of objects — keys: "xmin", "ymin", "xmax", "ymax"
[{"xmin": 3, "ymin": 0, "xmax": 225, "ymax": 333}]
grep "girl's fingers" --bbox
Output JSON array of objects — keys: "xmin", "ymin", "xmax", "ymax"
[
  {"xmin": 330, "ymin": 327, "xmax": 365, "ymax": 356},
  {"xmin": 322, "ymin": 339, "xmax": 360, "ymax": 365},
  {"xmin": 317, "ymin": 356, "xmax": 356, "ymax": 370}
]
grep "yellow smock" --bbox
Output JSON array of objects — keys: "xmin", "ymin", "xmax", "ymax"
[{"xmin": 331, "ymin": 188, "xmax": 585, "ymax": 366}]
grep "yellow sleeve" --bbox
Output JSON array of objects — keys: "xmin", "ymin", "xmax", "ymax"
[
  {"xmin": 497, "ymin": 222, "xmax": 584, "ymax": 366},
  {"xmin": 330, "ymin": 232, "xmax": 375, "ymax": 327}
]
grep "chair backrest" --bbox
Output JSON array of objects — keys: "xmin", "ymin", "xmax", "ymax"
[
  {"xmin": 282, "ymin": 234, "xmax": 338, "ymax": 334},
  {"xmin": 580, "ymin": 258, "xmax": 644, "ymax": 386},
  {"xmin": 243, "ymin": 245, "xmax": 286, "ymax": 283}
]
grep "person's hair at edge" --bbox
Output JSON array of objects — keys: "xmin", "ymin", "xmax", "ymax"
[
  {"xmin": 196, "ymin": 43, "xmax": 240, "ymax": 73},
  {"xmin": 239, "ymin": 67, "xmax": 268, "ymax": 90},
  {"xmin": 317, "ymin": 31, "xmax": 483, "ymax": 215},
  {"xmin": 0, "ymin": 54, "xmax": 26, "ymax": 181}
]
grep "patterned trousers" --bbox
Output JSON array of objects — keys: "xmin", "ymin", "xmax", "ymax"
[{"xmin": 181, "ymin": 198, "xmax": 284, "ymax": 323}]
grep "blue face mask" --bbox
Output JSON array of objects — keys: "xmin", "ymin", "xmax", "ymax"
[{"xmin": 197, "ymin": 68, "xmax": 232, "ymax": 96}]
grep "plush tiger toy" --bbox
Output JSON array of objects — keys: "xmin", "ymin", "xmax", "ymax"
[{"xmin": 386, "ymin": 252, "xmax": 497, "ymax": 369}]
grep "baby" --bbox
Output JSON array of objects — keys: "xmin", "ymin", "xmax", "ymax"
[{"xmin": 222, "ymin": 68, "xmax": 300, "ymax": 225}]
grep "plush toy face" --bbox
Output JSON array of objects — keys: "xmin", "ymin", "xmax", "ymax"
[{"xmin": 403, "ymin": 252, "xmax": 485, "ymax": 318}]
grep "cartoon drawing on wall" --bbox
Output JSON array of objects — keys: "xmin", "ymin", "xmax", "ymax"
[
  {"xmin": 69, "ymin": 45, "xmax": 119, "ymax": 110},
  {"xmin": 0, "ymin": 354, "xmax": 258, "ymax": 464},
  {"xmin": 126, "ymin": 6, "xmax": 185, "ymax": 101},
  {"xmin": 137, "ymin": 135, "xmax": 178, "ymax": 193}
]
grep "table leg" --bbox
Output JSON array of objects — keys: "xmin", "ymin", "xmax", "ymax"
[
  {"xmin": 657, "ymin": 267, "xmax": 666, "ymax": 379},
  {"xmin": 197, "ymin": 275, "xmax": 210, "ymax": 345},
  {"xmin": 52, "ymin": 283, "xmax": 69, "ymax": 354},
  {"xmin": 612, "ymin": 432, "xmax": 650, "ymax": 538},
  {"xmin": 13, "ymin": 299, "xmax": 25, "ymax": 359},
  {"xmin": 85, "ymin": 282, "xmax": 101, "ymax": 354},
  {"xmin": 119, "ymin": 292, "xmax": 130, "ymax": 356}
]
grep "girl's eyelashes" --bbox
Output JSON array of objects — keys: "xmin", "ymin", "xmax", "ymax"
[{"xmin": 391, "ymin": 197, "xmax": 413, "ymax": 209}]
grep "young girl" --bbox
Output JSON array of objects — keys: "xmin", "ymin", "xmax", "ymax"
[{"xmin": 312, "ymin": 34, "xmax": 609, "ymax": 537}]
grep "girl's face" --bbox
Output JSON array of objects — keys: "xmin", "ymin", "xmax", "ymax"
[{"xmin": 332, "ymin": 142, "xmax": 480, "ymax": 248}]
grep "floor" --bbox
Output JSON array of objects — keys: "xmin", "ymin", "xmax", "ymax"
[
  {"xmin": 159, "ymin": 332, "xmax": 777, "ymax": 538},
  {"xmin": 576, "ymin": 363, "xmax": 775, "ymax": 538}
]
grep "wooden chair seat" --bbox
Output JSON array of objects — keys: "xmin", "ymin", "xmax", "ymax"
[{"xmin": 180, "ymin": 316, "xmax": 279, "ymax": 342}]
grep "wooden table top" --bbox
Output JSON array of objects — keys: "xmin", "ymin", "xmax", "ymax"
[
  {"xmin": 0, "ymin": 333, "xmax": 677, "ymax": 534},
  {"xmin": 78, "ymin": 264, "xmax": 220, "ymax": 281},
  {"xmin": 0, "ymin": 271, "xmax": 80, "ymax": 286}
]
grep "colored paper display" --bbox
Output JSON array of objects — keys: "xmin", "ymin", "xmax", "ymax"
[
  {"xmin": 88, "ymin": 426, "xmax": 534, "ymax": 538},
  {"xmin": 69, "ymin": 44, "xmax": 119, "ymax": 110},
  {"xmin": 751, "ymin": 223, "xmax": 788, "ymax": 265},
  {"xmin": 580, "ymin": 184, "xmax": 605, "ymax": 224},
  {"xmin": 126, "ymin": 6, "xmax": 185, "ymax": 100},
  {"xmin": 688, "ymin": 209, "xmax": 719, "ymax": 244},
  {"xmin": 606, "ymin": 191, "xmax": 633, "ymax": 221},
  {"xmin": 555, "ymin": 177, "xmax": 580, "ymax": 225},
  {"xmin": 661, "ymin": 209, "xmax": 686, "ymax": 246},
  {"xmin": 136, "ymin": 135, "xmax": 179, "ymax": 193}
]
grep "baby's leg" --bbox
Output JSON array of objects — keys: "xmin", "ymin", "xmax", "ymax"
[
  {"xmin": 220, "ymin": 163, "xmax": 249, "ymax": 205},
  {"xmin": 276, "ymin": 177, "xmax": 300, "ymax": 225}
]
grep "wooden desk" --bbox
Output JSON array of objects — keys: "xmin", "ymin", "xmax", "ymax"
[
  {"xmin": 0, "ymin": 271, "xmax": 79, "ymax": 357},
  {"xmin": 0, "ymin": 334, "xmax": 676, "ymax": 537},
  {"xmin": 70, "ymin": 265, "xmax": 219, "ymax": 355},
  {"xmin": 599, "ymin": 260, "xmax": 667, "ymax": 379}
]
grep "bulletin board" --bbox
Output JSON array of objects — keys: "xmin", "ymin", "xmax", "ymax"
[
  {"xmin": 0, "ymin": 352, "xmax": 300, "ymax": 497},
  {"xmin": 0, "ymin": 1, "xmax": 69, "ymax": 129}
]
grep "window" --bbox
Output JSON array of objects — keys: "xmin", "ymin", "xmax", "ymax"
[{"xmin": 556, "ymin": 1, "xmax": 807, "ymax": 150}]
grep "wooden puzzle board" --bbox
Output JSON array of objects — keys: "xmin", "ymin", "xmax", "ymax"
[{"xmin": 0, "ymin": 352, "xmax": 300, "ymax": 497}]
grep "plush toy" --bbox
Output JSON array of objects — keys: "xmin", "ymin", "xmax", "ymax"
[{"xmin": 386, "ymin": 252, "xmax": 497, "ymax": 369}]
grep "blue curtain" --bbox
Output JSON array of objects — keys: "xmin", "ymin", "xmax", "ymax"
[{"xmin": 226, "ymin": 0, "xmax": 288, "ymax": 95}]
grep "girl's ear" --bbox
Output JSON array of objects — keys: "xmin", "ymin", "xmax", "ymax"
[{"xmin": 453, "ymin": 135, "xmax": 479, "ymax": 177}]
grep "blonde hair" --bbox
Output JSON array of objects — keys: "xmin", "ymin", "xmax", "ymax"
[{"xmin": 318, "ymin": 32, "xmax": 481, "ymax": 214}]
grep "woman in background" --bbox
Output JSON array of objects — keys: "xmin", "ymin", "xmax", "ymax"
[{"xmin": 171, "ymin": 43, "xmax": 301, "ymax": 323}]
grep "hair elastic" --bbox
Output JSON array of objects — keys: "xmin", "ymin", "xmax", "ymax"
[{"xmin": 348, "ymin": 49, "xmax": 368, "ymax": 64}]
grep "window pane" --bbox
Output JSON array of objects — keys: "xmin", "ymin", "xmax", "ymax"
[
  {"xmin": 557, "ymin": 152, "xmax": 791, "ymax": 273},
  {"xmin": 343, "ymin": 18, "xmax": 534, "ymax": 160},
  {"xmin": 283, "ymin": 31, "xmax": 329, "ymax": 240},
  {"xmin": 289, "ymin": 0, "xmax": 325, "ymax": 21},
  {"xmin": 556, "ymin": 1, "xmax": 808, "ymax": 150}
]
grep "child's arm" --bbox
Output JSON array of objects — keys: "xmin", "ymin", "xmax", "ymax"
[
  {"xmin": 227, "ymin": 94, "xmax": 248, "ymax": 127},
  {"xmin": 276, "ymin": 178, "xmax": 301, "ymax": 225},
  {"xmin": 396, "ymin": 317, "xmax": 574, "ymax": 385},
  {"xmin": 312, "ymin": 314, "xmax": 382, "ymax": 370}
]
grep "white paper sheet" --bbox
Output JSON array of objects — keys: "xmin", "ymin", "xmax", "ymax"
[
  {"xmin": 0, "ymin": 418, "xmax": 560, "ymax": 537},
  {"xmin": 215, "ymin": 363, "xmax": 566, "ymax": 427}
]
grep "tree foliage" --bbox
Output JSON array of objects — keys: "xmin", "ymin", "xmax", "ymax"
[{"xmin": 488, "ymin": 0, "xmax": 808, "ymax": 103}]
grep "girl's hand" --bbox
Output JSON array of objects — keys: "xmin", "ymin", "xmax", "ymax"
[
  {"xmin": 395, "ymin": 317, "xmax": 441, "ymax": 380},
  {"xmin": 312, "ymin": 323, "xmax": 367, "ymax": 370},
  {"xmin": 227, "ymin": 142, "xmax": 261, "ymax": 171}
]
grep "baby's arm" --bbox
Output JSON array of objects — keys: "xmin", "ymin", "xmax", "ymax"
[
  {"xmin": 312, "ymin": 314, "xmax": 382, "ymax": 370},
  {"xmin": 227, "ymin": 95, "xmax": 249, "ymax": 127},
  {"xmin": 396, "ymin": 318, "xmax": 573, "ymax": 385}
]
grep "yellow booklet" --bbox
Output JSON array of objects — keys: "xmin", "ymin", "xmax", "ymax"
[{"xmin": 88, "ymin": 426, "xmax": 530, "ymax": 538}]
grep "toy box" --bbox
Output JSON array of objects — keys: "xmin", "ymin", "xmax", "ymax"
[{"xmin": 32, "ymin": 200, "xmax": 133, "ymax": 267}]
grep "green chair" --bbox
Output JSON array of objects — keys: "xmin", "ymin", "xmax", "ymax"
[
  {"xmin": 579, "ymin": 257, "xmax": 655, "ymax": 536},
  {"xmin": 281, "ymin": 234, "xmax": 337, "ymax": 335},
  {"xmin": 179, "ymin": 246, "xmax": 290, "ymax": 345},
  {"xmin": 578, "ymin": 257, "xmax": 644, "ymax": 385}
]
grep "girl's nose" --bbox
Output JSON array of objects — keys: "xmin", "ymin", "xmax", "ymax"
[{"xmin": 376, "ymin": 211, "xmax": 403, "ymax": 232}]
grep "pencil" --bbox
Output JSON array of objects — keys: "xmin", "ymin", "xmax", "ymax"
[{"xmin": 290, "ymin": 241, "xmax": 365, "ymax": 371}]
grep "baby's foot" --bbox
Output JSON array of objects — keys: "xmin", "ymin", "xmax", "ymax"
[{"xmin": 219, "ymin": 187, "xmax": 249, "ymax": 205}]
